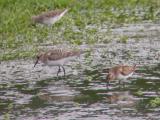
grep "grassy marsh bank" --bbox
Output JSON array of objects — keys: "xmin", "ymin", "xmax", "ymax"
[{"xmin": 0, "ymin": 0, "xmax": 160, "ymax": 61}]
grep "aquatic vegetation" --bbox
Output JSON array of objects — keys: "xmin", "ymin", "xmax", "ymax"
[
  {"xmin": 3, "ymin": 103, "xmax": 13, "ymax": 120},
  {"xmin": 150, "ymin": 97, "xmax": 160, "ymax": 108},
  {"xmin": 0, "ymin": 38, "xmax": 160, "ymax": 119},
  {"xmin": 119, "ymin": 35, "xmax": 129, "ymax": 43},
  {"xmin": 135, "ymin": 90, "xmax": 143, "ymax": 96}
]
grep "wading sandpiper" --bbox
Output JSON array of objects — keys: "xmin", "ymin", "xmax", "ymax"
[
  {"xmin": 106, "ymin": 65, "xmax": 136, "ymax": 88},
  {"xmin": 34, "ymin": 49, "xmax": 83, "ymax": 76}
]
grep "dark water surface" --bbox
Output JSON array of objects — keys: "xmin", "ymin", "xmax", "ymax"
[{"xmin": 0, "ymin": 23, "xmax": 160, "ymax": 120}]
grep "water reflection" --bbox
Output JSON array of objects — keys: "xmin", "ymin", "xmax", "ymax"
[
  {"xmin": 106, "ymin": 91, "xmax": 140, "ymax": 108},
  {"xmin": 0, "ymin": 23, "xmax": 160, "ymax": 119}
]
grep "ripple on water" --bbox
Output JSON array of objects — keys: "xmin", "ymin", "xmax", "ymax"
[{"xmin": 1, "ymin": 23, "xmax": 160, "ymax": 120}]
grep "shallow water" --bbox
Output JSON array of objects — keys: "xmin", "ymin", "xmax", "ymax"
[{"xmin": 1, "ymin": 23, "xmax": 160, "ymax": 120}]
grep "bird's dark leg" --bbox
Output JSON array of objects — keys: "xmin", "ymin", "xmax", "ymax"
[
  {"xmin": 119, "ymin": 80, "xmax": 121, "ymax": 89},
  {"xmin": 122, "ymin": 82, "xmax": 125, "ymax": 88},
  {"xmin": 119, "ymin": 80, "xmax": 121, "ymax": 85},
  {"xmin": 106, "ymin": 80, "xmax": 110, "ymax": 90},
  {"xmin": 57, "ymin": 66, "xmax": 61, "ymax": 76},
  {"xmin": 61, "ymin": 66, "xmax": 66, "ymax": 76}
]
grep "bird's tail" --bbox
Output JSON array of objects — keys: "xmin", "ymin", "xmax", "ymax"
[{"xmin": 61, "ymin": 9, "xmax": 68, "ymax": 16}]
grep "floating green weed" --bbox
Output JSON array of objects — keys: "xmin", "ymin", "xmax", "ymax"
[
  {"xmin": 150, "ymin": 97, "xmax": 160, "ymax": 108},
  {"xmin": 119, "ymin": 35, "xmax": 129, "ymax": 43}
]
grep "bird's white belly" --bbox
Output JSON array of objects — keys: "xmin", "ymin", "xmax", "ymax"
[
  {"xmin": 117, "ymin": 72, "xmax": 133, "ymax": 81},
  {"xmin": 44, "ymin": 14, "xmax": 63, "ymax": 25},
  {"xmin": 43, "ymin": 17, "xmax": 58, "ymax": 25},
  {"xmin": 46, "ymin": 56, "xmax": 76, "ymax": 66},
  {"xmin": 51, "ymin": 16, "xmax": 61, "ymax": 24}
]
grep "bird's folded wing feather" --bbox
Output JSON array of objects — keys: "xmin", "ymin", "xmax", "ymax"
[
  {"xmin": 120, "ymin": 67, "xmax": 133, "ymax": 75},
  {"xmin": 47, "ymin": 50, "xmax": 77, "ymax": 61},
  {"xmin": 47, "ymin": 50, "xmax": 63, "ymax": 60},
  {"xmin": 42, "ymin": 10, "xmax": 63, "ymax": 18}
]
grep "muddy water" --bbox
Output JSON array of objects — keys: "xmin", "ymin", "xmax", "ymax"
[{"xmin": 1, "ymin": 23, "xmax": 160, "ymax": 120}]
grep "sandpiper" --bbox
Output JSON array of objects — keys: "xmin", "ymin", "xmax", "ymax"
[
  {"xmin": 106, "ymin": 65, "xmax": 136, "ymax": 88},
  {"xmin": 31, "ymin": 9, "xmax": 68, "ymax": 25},
  {"xmin": 34, "ymin": 49, "xmax": 82, "ymax": 76}
]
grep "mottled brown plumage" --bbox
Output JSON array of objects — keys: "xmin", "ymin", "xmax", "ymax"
[
  {"xmin": 36, "ymin": 49, "xmax": 81, "ymax": 62},
  {"xmin": 47, "ymin": 49, "xmax": 81, "ymax": 61},
  {"xmin": 34, "ymin": 49, "xmax": 82, "ymax": 76},
  {"xmin": 32, "ymin": 9, "xmax": 68, "ymax": 25},
  {"xmin": 106, "ymin": 65, "xmax": 136, "ymax": 88}
]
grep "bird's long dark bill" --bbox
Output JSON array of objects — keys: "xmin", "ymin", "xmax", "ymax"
[{"xmin": 34, "ymin": 59, "xmax": 39, "ymax": 67}]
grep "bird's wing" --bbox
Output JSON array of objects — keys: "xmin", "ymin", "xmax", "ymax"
[
  {"xmin": 47, "ymin": 50, "xmax": 64, "ymax": 60},
  {"xmin": 46, "ymin": 49, "xmax": 79, "ymax": 61},
  {"xmin": 43, "ymin": 10, "xmax": 65, "ymax": 18},
  {"xmin": 120, "ymin": 66, "xmax": 134, "ymax": 75}
]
